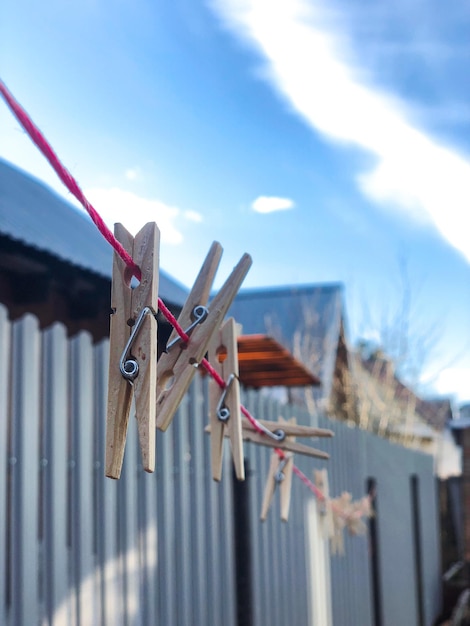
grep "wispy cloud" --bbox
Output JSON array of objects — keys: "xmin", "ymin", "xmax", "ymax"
[
  {"xmin": 435, "ymin": 366, "xmax": 470, "ymax": 403},
  {"xmin": 125, "ymin": 167, "xmax": 141, "ymax": 181},
  {"xmin": 85, "ymin": 187, "xmax": 184, "ymax": 244},
  {"xmin": 212, "ymin": 0, "xmax": 470, "ymax": 263},
  {"xmin": 252, "ymin": 195, "xmax": 295, "ymax": 213},
  {"xmin": 184, "ymin": 209, "xmax": 203, "ymax": 222}
]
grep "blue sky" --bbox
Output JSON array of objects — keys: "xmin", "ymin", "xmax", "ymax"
[{"xmin": 1, "ymin": 0, "xmax": 470, "ymax": 404}]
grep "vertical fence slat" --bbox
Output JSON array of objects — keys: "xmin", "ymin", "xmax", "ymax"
[
  {"xmin": 245, "ymin": 391, "xmax": 263, "ymax": 626},
  {"xmin": 10, "ymin": 315, "xmax": 41, "ymax": 625},
  {"xmin": 43, "ymin": 324, "xmax": 69, "ymax": 625},
  {"xmin": 208, "ymin": 495, "xmax": 221, "ymax": 625},
  {"xmin": 221, "ymin": 449, "xmax": 236, "ymax": 626},
  {"xmin": 70, "ymin": 332, "xmax": 95, "ymax": 625},
  {"xmin": 206, "ymin": 415, "xmax": 223, "ymax": 625},
  {"xmin": 93, "ymin": 339, "xmax": 123, "ymax": 626},
  {"xmin": 174, "ymin": 392, "xmax": 193, "ymax": 626},
  {"xmin": 279, "ymin": 522, "xmax": 289, "ymax": 626},
  {"xmin": 138, "ymin": 470, "xmax": 158, "ymax": 626},
  {"xmin": 158, "ymin": 400, "xmax": 177, "ymax": 624},
  {"xmin": 0, "ymin": 306, "xmax": 10, "ymax": 626},
  {"xmin": 189, "ymin": 376, "xmax": 209, "ymax": 626},
  {"xmin": 119, "ymin": 403, "xmax": 140, "ymax": 625}
]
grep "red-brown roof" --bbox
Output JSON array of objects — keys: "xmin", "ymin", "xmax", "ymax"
[{"xmin": 237, "ymin": 334, "xmax": 321, "ymax": 389}]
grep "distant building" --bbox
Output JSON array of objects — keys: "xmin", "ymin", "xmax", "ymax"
[{"xmin": 230, "ymin": 282, "xmax": 460, "ymax": 468}]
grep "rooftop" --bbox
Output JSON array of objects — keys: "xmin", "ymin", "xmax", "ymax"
[
  {"xmin": 237, "ymin": 334, "xmax": 321, "ymax": 389},
  {"xmin": 0, "ymin": 158, "xmax": 189, "ymax": 307}
]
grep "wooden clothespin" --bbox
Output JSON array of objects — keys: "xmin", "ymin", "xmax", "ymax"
[
  {"xmin": 329, "ymin": 492, "xmax": 352, "ymax": 555},
  {"xmin": 260, "ymin": 417, "xmax": 296, "ymax": 522},
  {"xmin": 156, "ymin": 244, "xmax": 252, "ymax": 432},
  {"xmin": 240, "ymin": 416, "xmax": 333, "ymax": 460},
  {"xmin": 106, "ymin": 222, "xmax": 160, "ymax": 479},
  {"xmin": 314, "ymin": 469, "xmax": 334, "ymax": 539},
  {"xmin": 208, "ymin": 317, "xmax": 244, "ymax": 481},
  {"xmin": 261, "ymin": 452, "xmax": 294, "ymax": 522}
]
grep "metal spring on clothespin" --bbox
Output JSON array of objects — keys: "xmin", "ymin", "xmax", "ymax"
[
  {"xmin": 275, "ymin": 457, "xmax": 289, "ymax": 483},
  {"xmin": 166, "ymin": 305, "xmax": 209, "ymax": 351},
  {"xmin": 256, "ymin": 422, "xmax": 286, "ymax": 443},
  {"xmin": 216, "ymin": 373, "xmax": 236, "ymax": 422},
  {"xmin": 119, "ymin": 306, "xmax": 158, "ymax": 381}
]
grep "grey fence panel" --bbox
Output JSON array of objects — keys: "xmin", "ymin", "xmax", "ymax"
[
  {"xmin": 188, "ymin": 376, "xmax": 210, "ymax": 626},
  {"xmin": 0, "ymin": 306, "xmax": 10, "ymax": 626},
  {"xmin": 10, "ymin": 315, "xmax": 41, "ymax": 626},
  {"xmin": 244, "ymin": 392, "xmax": 263, "ymax": 626},
  {"xmin": 189, "ymin": 376, "xmax": 212, "ymax": 624},
  {"xmin": 0, "ymin": 311, "xmax": 443, "ymax": 626},
  {"xmin": 139, "ymin": 470, "xmax": 158, "ymax": 626},
  {"xmin": 173, "ymin": 392, "xmax": 193, "ymax": 626},
  {"xmin": 344, "ymin": 425, "xmax": 371, "ymax": 626},
  {"xmin": 93, "ymin": 339, "xmax": 122, "ymax": 626},
  {"xmin": 257, "ymin": 392, "xmax": 276, "ymax": 626},
  {"xmin": 136, "ymin": 436, "xmax": 158, "ymax": 626},
  {"xmin": 246, "ymin": 438, "xmax": 263, "ymax": 625},
  {"xmin": 120, "ymin": 402, "xmax": 141, "ymax": 626},
  {"xmin": 207, "ymin": 468, "xmax": 223, "ymax": 625},
  {"xmin": 243, "ymin": 390, "xmax": 314, "ymax": 626},
  {"xmin": 317, "ymin": 414, "xmax": 373, "ymax": 626},
  {"xmin": 42, "ymin": 324, "xmax": 69, "ymax": 626},
  {"xmin": 319, "ymin": 416, "xmax": 440, "ymax": 626},
  {"xmin": 328, "ymin": 418, "xmax": 349, "ymax": 626},
  {"xmin": 220, "ymin": 448, "xmax": 237, "ymax": 626},
  {"xmin": 416, "ymin": 455, "xmax": 442, "ymax": 625},
  {"xmin": 204, "ymin": 382, "xmax": 224, "ymax": 626},
  {"xmin": 70, "ymin": 332, "xmax": 96, "ymax": 624},
  {"xmin": 157, "ymin": 398, "xmax": 177, "ymax": 624},
  {"xmin": 258, "ymin": 444, "xmax": 273, "ymax": 625},
  {"xmin": 368, "ymin": 437, "xmax": 419, "ymax": 626}
]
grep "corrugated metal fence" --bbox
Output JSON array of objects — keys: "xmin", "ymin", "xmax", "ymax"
[{"xmin": 0, "ymin": 308, "xmax": 442, "ymax": 625}]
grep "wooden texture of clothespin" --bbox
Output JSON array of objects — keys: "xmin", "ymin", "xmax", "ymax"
[
  {"xmin": 156, "ymin": 244, "xmax": 252, "ymax": 432},
  {"xmin": 106, "ymin": 222, "xmax": 160, "ymax": 479},
  {"xmin": 261, "ymin": 453, "xmax": 295, "ymax": 522},
  {"xmin": 240, "ymin": 416, "xmax": 333, "ymax": 460},
  {"xmin": 208, "ymin": 317, "xmax": 244, "ymax": 481},
  {"xmin": 314, "ymin": 469, "xmax": 335, "ymax": 540},
  {"xmin": 260, "ymin": 417, "xmax": 295, "ymax": 522}
]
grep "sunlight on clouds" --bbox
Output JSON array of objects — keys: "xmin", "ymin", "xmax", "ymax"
[
  {"xmin": 85, "ymin": 187, "xmax": 183, "ymax": 243},
  {"xmin": 252, "ymin": 195, "xmax": 295, "ymax": 213},
  {"xmin": 213, "ymin": 0, "xmax": 470, "ymax": 263},
  {"xmin": 184, "ymin": 209, "xmax": 203, "ymax": 222},
  {"xmin": 125, "ymin": 167, "xmax": 141, "ymax": 181},
  {"xmin": 435, "ymin": 367, "xmax": 470, "ymax": 403}
]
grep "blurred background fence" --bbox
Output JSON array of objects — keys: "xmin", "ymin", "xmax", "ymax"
[{"xmin": 0, "ymin": 308, "xmax": 442, "ymax": 625}]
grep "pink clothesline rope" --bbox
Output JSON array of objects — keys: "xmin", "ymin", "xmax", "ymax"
[
  {"xmin": 0, "ymin": 80, "xmax": 192, "ymax": 343},
  {"xmin": 0, "ymin": 79, "xmax": 323, "ymax": 499},
  {"xmin": 0, "ymin": 80, "xmax": 141, "ymax": 281}
]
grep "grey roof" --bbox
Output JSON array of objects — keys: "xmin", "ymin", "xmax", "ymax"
[
  {"xmin": 449, "ymin": 417, "xmax": 470, "ymax": 430},
  {"xmin": 0, "ymin": 158, "xmax": 188, "ymax": 307},
  {"xmin": 229, "ymin": 283, "xmax": 345, "ymax": 399}
]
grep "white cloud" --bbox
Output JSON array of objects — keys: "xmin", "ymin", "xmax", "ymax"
[
  {"xmin": 252, "ymin": 195, "xmax": 295, "ymax": 213},
  {"xmin": 212, "ymin": 0, "xmax": 470, "ymax": 262},
  {"xmin": 85, "ymin": 187, "xmax": 183, "ymax": 244},
  {"xmin": 434, "ymin": 367, "xmax": 470, "ymax": 404},
  {"xmin": 183, "ymin": 209, "xmax": 203, "ymax": 222},
  {"xmin": 125, "ymin": 167, "xmax": 141, "ymax": 181}
]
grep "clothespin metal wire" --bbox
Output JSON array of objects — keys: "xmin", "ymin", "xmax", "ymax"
[{"xmin": 120, "ymin": 305, "xmax": 157, "ymax": 381}]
